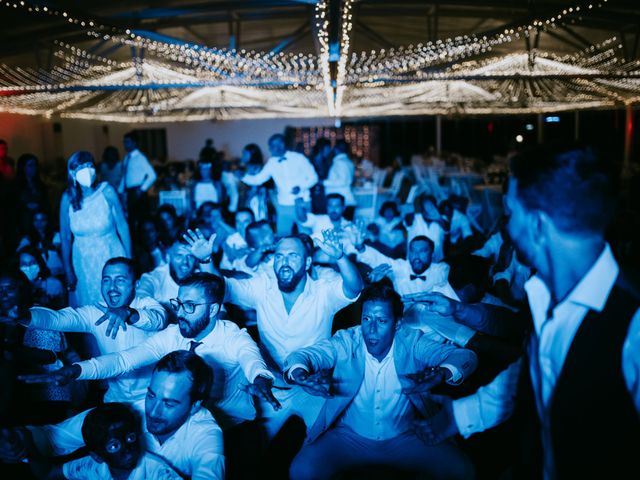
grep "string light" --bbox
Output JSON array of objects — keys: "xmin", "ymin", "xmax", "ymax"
[{"xmin": 1, "ymin": 0, "xmax": 635, "ymax": 121}]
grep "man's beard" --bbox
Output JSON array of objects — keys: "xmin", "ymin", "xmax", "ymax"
[
  {"xmin": 276, "ymin": 266, "xmax": 306, "ymax": 293},
  {"xmin": 178, "ymin": 312, "xmax": 209, "ymax": 338},
  {"xmin": 169, "ymin": 263, "xmax": 192, "ymax": 284},
  {"xmin": 410, "ymin": 259, "xmax": 429, "ymax": 275}
]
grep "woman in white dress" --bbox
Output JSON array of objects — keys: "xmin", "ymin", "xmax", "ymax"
[{"xmin": 60, "ymin": 151, "xmax": 131, "ymax": 306}]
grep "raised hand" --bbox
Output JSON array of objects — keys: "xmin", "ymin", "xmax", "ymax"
[
  {"xmin": 402, "ymin": 291, "xmax": 460, "ymax": 316},
  {"xmin": 317, "ymin": 229, "xmax": 345, "ymax": 260},
  {"xmin": 239, "ymin": 376, "xmax": 282, "ymax": 411},
  {"xmin": 411, "ymin": 394, "xmax": 458, "ymax": 445},
  {"xmin": 95, "ymin": 306, "xmax": 133, "ymax": 339},
  {"xmin": 19, "ymin": 364, "xmax": 81, "ymax": 386},
  {"xmin": 368, "ymin": 264, "xmax": 392, "ymax": 283},
  {"xmin": 290, "ymin": 368, "xmax": 334, "ymax": 398},
  {"xmin": 401, "ymin": 367, "xmax": 447, "ymax": 395},
  {"xmin": 182, "ymin": 228, "xmax": 216, "ymax": 262},
  {"xmin": 346, "ymin": 219, "xmax": 368, "ymax": 249}
]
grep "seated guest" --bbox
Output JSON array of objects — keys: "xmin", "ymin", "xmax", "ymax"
[
  {"xmin": 17, "ymin": 246, "xmax": 66, "ymax": 309},
  {"xmin": 136, "ymin": 232, "xmax": 217, "ymax": 310},
  {"xmin": 323, "ymin": 140, "xmax": 356, "ymax": 219},
  {"xmin": 405, "ymin": 194, "xmax": 447, "ymax": 262},
  {"xmin": 24, "ymin": 273, "xmax": 278, "ymax": 431},
  {"xmin": 4, "ymin": 351, "xmax": 224, "ymax": 479},
  {"xmin": 371, "ymin": 200, "xmax": 406, "ymax": 257},
  {"xmin": 190, "ymin": 158, "xmax": 223, "ymax": 213},
  {"xmin": 286, "ymin": 283, "xmax": 476, "ymax": 480},
  {"xmin": 57, "ymin": 402, "xmax": 181, "ymax": 479},
  {"xmin": 156, "ymin": 205, "xmax": 182, "ymax": 247},
  {"xmin": 17, "ymin": 209, "xmax": 65, "ymax": 278},
  {"xmin": 295, "ymin": 193, "xmax": 353, "ymax": 245},
  {"xmin": 14, "ymin": 257, "xmax": 167, "ymax": 404},
  {"xmin": 353, "ymin": 230, "xmax": 458, "ymax": 300},
  {"xmin": 220, "ymin": 208, "xmax": 254, "ymax": 271},
  {"xmin": 132, "ymin": 218, "xmax": 167, "ymax": 278},
  {"xmin": 239, "ymin": 220, "xmax": 276, "ymax": 274},
  {"xmin": 225, "ymin": 233, "xmax": 363, "ymax": 437}
]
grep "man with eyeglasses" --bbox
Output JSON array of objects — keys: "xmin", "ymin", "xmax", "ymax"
[
  {"xmin": 5, "ymin": 257, "xmax": 167, "ymax": 404},
  {"xmin": 2, "ymin": 351, "xmax": 225, "ymax": 480},
  {"xmin": 21, "ymin": 273, "xmax": 278, "ymax": 429}
]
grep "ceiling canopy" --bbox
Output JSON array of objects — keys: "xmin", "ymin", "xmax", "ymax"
[{"xmin": 1, "ymin": 0, "xmax": 639, "ymax": 122}]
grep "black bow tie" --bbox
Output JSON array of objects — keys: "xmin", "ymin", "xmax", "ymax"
[
  {"xmin": 277, "ymin": 156, "xmax": 287, "ymax": 162},
  {"xmin": 189, "ymin": 341, "xmax": 203, "ymax": 352},
  {"xmin": 410, "ymin": 274, "xmax": 426, "ymax": 281}
]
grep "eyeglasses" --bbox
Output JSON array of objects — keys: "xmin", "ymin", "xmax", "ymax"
[{"xmin": 170, "ymin": 298, "xmax": 215, "ymax": 314}]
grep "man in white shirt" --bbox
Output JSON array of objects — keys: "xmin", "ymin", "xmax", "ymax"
[
  {"xmin": 16, "ymin": 257, "xmax": 167, "ymax": 403},
  {"xmin": 286, "ymin": 283, "xmax": 476, "ymax": 480},
  {"xmin": 405, "ymin": 194, "xmax": 447, "ymax": 262},
  {"xmin": 354, "ymin": 234, "xmax": 458, "ymax": 300},
  {"xmin": 323, "ymin": 140, "xmax": 355, "ymax": 213},
  {"xmin": 120, "ymin": 131, "xmax": 157, "ymax": 228},
  {"xmin": 137, "ymin": 234, "xmax": 216, "ymax": 311},
  {"xmin": 25, "ymin": 273, "xmax": 278, "ymax": 430},
  {"xmin": 6, "ymin": 351, "xmax": 225, "ymax": 480},
  {"xmin": 225, "ymin": 232, "xmax": 363, "ymax": 436},
  {"xmin": 295, "ymin": 193, "xmax": 353, "ymax": 245},
  {"xmin": 414, "ymin": 145, "xmax": 640, "ymax": 479},
  {"xmin": 241, "ymin": 133, "xmax": 318, "ymax": 235}
]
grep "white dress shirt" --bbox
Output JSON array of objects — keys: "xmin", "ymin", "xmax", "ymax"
[
  {"xmin": 120, "ymin": 148, "xmax": 157, "ymax": 192},
  {"xmin": 406, "ymin": 215, "xmax": 446, "ymax": 262},
  {"xmin": 357, "ymin": 245, "xmax": 459, "ymax": 299},
  {"xmin": 323, "ymin": 153, "xmax": 356, "ymax": 206},
  {"xmin": 29, "ymin": 297, "xmax": 167, "ymax": 403},
  {"xmin": 136, "ymin": 263, "xmax": 179, "ymax": 310},
  {"xmin": 242, "ymin": 151, "xmax": 318, "ymax": 206},
  {"xmin": 339, "ymin": 342, "xmax": 414, "ymax": 440},
  {"xmin": 452, "ymin": 244, "xmax": 640, "ymax": 479},
  {"xmin": 226, "ymin": 272, "xmax": 357, "ymax": 369},
  {"xmin": 32, "ymin": 399, "xmax": 224, "ymax": 480},
  {"xmin": 63, "ymin": 451, "xmax": 182, "ymax": 480},
  {"xmin": 449, "ymin": 209, "xmax": 473, "ymax": 244},
  {"xmin": 75, "ymin": 320, "xmax": 274, "ymax": 425}
]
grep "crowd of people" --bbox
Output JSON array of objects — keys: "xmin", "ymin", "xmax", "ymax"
[{"xmin": 0, "ymin": 130, "xmax": 638, "ymax": 480}]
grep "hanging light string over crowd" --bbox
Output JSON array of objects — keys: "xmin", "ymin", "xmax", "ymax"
[{"xmin": 1, "ymin": 0, "xmax": 639, "ymax": 121}]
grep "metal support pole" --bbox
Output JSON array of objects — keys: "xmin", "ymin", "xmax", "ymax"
[{"xmin": 436, "ymin": 115, "xmax": 442, "ymax": 155}]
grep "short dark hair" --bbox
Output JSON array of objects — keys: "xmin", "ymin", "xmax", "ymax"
[
  {"xmin": 379, "ymin": 201, "xmax": 399, "ymax": 217},
  {"xmin": 510, "ymin": 144, "xmax": 617, "ymax": 234},
  {"xmin": 268, "ymin": 133, "xmax": 285, "ymax": 145},
  {"xmin": 326, "ymin": 193, "xmax": 345, "ymax": 205},
  {"xmin": 333, "ymin": 139, "xmax": 350, "ymax": 155},
  {"xmin": 178, "ymin": 272, "xmax": 225, "ymax": 305},
  {"xmin": 196, "ymin": 201, "xmax": 221, "ymax": 219},
  {"xmin": 243, "ymin": 143, "xmax": 263, "ymax": 165},
  {"xmin": 82, "ymin": 403, "xmax": 140, "ymax": 454},
  {"xmin": 245, "ymin": 220, "xmax": 270, "ymax": 248},
  {"xmin": 153, "ymin": 350, "xmax": 213, "ymax": 404},
  {"xmin": 123, "ymin": 131, "xmax": 138, "ymax": 144},
  {"xmin": 103, "ymin": 257, "xmax": 134, "ymax": 276},
  {"xmin": 360, "ymin": 283, "xmax": 404, "ymax": 321},
  {"xmin": 409, "ymin": 235, "xmax": 435, "ymax": 252}
]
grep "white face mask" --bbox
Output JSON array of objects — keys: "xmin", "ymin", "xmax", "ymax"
[
  {"xmin": 20, "ymin": 264, "xmax": 40, "ymax": 282},
  {"xmin": 75, "ymin": 167, "xmax": 96, "ymax": 187}
]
